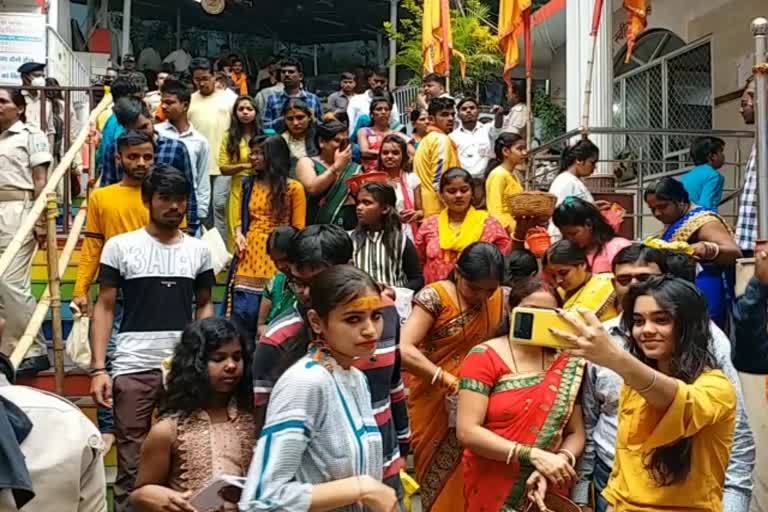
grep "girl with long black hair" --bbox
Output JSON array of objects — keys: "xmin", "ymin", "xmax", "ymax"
[
  {"xmin": 352, "ymin": 182, "xmax": 424, "ymax": 291},
  {"xmin": 485, "ymin": 132, "xmax": 525, "ymax": 233},
  {"xmin": 228, "ymin": 135, "xmax": 306, "ymax": 342},
  {"xmin": 552, "ymin": 196, "xmax": 631, "ymax": 273},
  {"xmin": 552, "ymin": 276, "xmax": 737, "ymax": 512},
  {"xmin": 130, "ymin": 318, "xmax": 255, "ymax": 511},
  {"xmin": 377, "ymin": 133, "xmax": 423, "ymax": 239},
  {"xmin": 219, "ymin": 95, "xmax": 263, "ymax": 250}
]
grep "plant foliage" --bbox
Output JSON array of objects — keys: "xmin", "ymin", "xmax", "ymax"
[{"xmin": 384, "ymin": 0, "xmax": 503, "ymax": 95}]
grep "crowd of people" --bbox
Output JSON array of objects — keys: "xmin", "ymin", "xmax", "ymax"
[{"xmin": 0, "ymin": 50, "xmax": 766, "ymax": 512}]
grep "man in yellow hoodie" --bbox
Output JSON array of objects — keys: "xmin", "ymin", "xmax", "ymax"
[{"xmin": 413, "ymin": 96, "xmax": 459, "ymax": 218}]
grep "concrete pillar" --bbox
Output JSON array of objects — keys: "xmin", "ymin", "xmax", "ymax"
[
  {"xmin": 121, "ymin": 0, "xmax": 131, "ymax": 59},
  {"xmin": 566, "ymin": 0, "xmax": 613, "ymax": 177}
]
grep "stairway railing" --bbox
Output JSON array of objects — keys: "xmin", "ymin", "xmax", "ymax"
[{"xmin": 0, "ymin": 94, "xmax": 112, "ymax": 392}]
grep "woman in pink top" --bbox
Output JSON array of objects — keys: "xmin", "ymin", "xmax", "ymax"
[{"xmin": 552, "ymin": 197, "xmax": 631, "ymax": 273}]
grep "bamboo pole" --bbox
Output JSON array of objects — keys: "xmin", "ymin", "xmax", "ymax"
[
  {"xmin": 0, "ymin": 94, "xmax": 111, "ymax": 282},
  {"xmin": 44, "ymin": 193, "xmax": 65, "ymax": 395},
  {"xmin": 580, "ymin": 0, "xmax": 605, "ymax": 135},
  {"xmin": 10, "ymin": 182, "xmax": 93, "ymax": 369}
]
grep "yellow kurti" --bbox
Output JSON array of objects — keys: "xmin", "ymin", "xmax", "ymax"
[
  {"xmin": 485, "ymin": 165, "xmax": 523, "ymax": 232},
  {"xmin": 218, "ymin": 134, "xmax": 250, "ymax": 251},
  {"xmin": 604, "ymin": 370, "xmax": 736, "ymax": 512}
]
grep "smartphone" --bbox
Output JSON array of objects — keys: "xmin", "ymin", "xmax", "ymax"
[
  {"xmin": 339, "ymin": 138, "xmax": 350, "ymax": 151},
  {"xmin": 510, "ymin": 307, "xmax": 578, "ymax": 349}
]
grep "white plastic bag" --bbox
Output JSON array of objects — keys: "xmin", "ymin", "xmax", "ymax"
[
  {"xmin": 66, "ymin": 303, "xmax": 91, "ymax": 369},
  {"xmin": 201, "ymin": 226, "xmax": 232, "ymax": 275},
  {"xmin": 393, "ymin": 287, "xmax": 414, "ymax": 324}
]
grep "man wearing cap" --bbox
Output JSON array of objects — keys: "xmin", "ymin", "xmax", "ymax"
[
  {"xmin": 121, "ymin": 54, "xmax": 137, "ymax": 72},
  {"xmin": 18, "ymin": 62, "xmax": 55, "ymax": 149}
]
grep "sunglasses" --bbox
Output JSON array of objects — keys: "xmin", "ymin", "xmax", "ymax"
[{"xmin": 615, "ymin": 273, "xmax": 656, "ymax": 287}]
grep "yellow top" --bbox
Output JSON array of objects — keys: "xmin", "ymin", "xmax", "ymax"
[
  {"xmin": 485, "ymin": 165, "xmax": 522, "ymax": 232},
  {"xmin": 96, "ymin": 98, "xmax": 113, "ymax": 131},
  {"xmin": 73, "ymin": 184, "xmax": 148, "ymax": 297},
  {"xmin": 413, "ymin": 129, "xmax": 459, "ymax": 219},
  {"xmin": 561, "ymin": 272, "xmax": 619, "ymax": 322},
  {"xmin": 219, "ymin": 133, "xmax": 250, "ymax": 250},
  {"xmin": 603, "ymin": 370, "xmax": 736, "ymax": 512}
]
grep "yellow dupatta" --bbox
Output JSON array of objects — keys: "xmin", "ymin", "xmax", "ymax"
[
  {"xmin": 438, "ymin": 207, "xmax": 489, "ymax": 253},
  {"xmin": 561, "ymin": 272, "xmax": 618, "ymax": 321}
]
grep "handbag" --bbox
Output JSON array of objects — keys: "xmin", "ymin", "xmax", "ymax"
[
  {"xmin": 201, "ymin": 226, "xmax": 232, "ymax": 275},
  {"xmin": 65, "ymin": 304, "xmax": 91, "ymax": 370}
]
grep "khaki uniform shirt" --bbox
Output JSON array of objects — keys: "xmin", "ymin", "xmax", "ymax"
[
  {"xmin": 0, "ymin": 382, "xmax": 107, "ymax": 512},
  {"xmin": 0, "ymin": 121, "xmax": 52, "ymax": 191},
  {"xmin": 21, "ymin": 90, "xmax": 55, "ymax": 136}
]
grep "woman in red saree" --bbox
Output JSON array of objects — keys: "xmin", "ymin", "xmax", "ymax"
[
  {"xmin": 457, "ymin": 277, "xmax": 586, "ymax": 512},
  {"xmin": 401, "ymin": 242, "xmax": 507, "ymax": 511}
]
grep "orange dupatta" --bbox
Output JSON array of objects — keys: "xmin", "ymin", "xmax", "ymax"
[{"xmin": 408, "ymin": 282, "xmax": 505, "ymax": 511}]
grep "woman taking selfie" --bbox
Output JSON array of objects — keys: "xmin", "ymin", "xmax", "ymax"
[
  {"xmin": 551, "ymin": 276, "xmax": 737, "ymax": 512},
  {"xmin": 296, "ymin": 119, "xmax": 360, "ymax": 228},
  {"xmin": 552, "ymin": 197, "xmax": 631, "ymax": 274},
  {"xmin": 543, "ymin": 240, "xmax": 618, "ymax": 321},
  {"xmin": 401, "ymin": 242, "xmax": 506, "ymax": 512},
  {"xmin": 416, "ymin": 167, "xmax": 511, "ymax": 284},
  {"xmin": 457, "ymin": 277, "xmax": 585, "ymax": 512},
  {"xmin": 377, "ymin": 133, "xmax": 423, "ymax": 240},
  {"xmin": 239, "ymin": 265, "xmax": 397, "ymax": 512}
]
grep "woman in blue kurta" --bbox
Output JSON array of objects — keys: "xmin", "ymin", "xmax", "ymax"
[{"xmin": 644, "ymin": 178, "xmax": 741, "ymax": 327}]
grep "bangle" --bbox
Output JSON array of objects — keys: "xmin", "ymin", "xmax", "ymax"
[
  {"xmin": 636, "ymin": 371, "xmax": 657, "ymax": 393},
  {"xmin": 89, "ymin": 368, "xmax": 107, "ymax": 377},
  {"xmin": 704, "ymin": 242, "xmax": 720, "ymax": 261},
  {"xmin": 431, "ymin": 367, "xmax": 443, "ymax": 385},
  {"xmin": 506, "ymin": 443, "xmax": 518, "ymax": 465},
  {"xmin": 558, "ymin": 448, "xmax": 576, "ymax": 467},
  {"xmin": 517, "ymin": 444, "xmax": 532, "ymax": 465}
]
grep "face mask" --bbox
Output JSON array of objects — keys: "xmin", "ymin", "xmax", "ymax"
[{"xmin": 31, "ymin": 77, "xmax": 46, "ymax": 87}]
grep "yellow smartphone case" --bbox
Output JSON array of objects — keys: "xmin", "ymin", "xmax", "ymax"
[{"xmin": 509, "ymin": 307, "xmax": 578, "ymax": 349}]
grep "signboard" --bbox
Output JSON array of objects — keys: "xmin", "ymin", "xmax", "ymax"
[{"xmin": 0, "ymin": 12, "xmax": 46, "ymax": 85}]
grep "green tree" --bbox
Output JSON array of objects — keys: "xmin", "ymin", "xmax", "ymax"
[{"xmin": 384, "ymin": 0, "xmax": 503, "ymax": 95}]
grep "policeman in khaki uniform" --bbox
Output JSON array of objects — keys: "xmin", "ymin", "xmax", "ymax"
[{"xmin": 0, "ymin": 87, "xmax": 52, "ymax": 375}]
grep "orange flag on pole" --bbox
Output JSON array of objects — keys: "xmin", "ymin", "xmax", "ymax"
[
  {"xmin": 499, "ymin": 0, "xmax": 532, "ymax": 85},
  {"xmin": 422, "ymin": 0, "xmax": 466, "ymax": 78},
  {"xmin": 624, "ymin": 0, "xmax": 648, "ymax": 63}
]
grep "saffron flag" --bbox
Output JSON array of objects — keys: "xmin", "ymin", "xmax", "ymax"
[
  {"xmin": 422, "ymin": 0, "xmax": 466, "ymax": 78},
  {"xmin": 624, "ymin": 0, "xmax": 648, "ymax": 63},
  {"xmin": 499, "ymin": 0, "xmax": 532, "ymax": 85}
]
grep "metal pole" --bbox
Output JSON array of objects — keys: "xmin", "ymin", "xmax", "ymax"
[
  {"xmin": 121, "ymin": 0, "xmax": 131, "ymax": 59},
  {"xmin": 753, "ymin": 17, "xmax": 768, "ymax": 239},
  {"xmin": 313, "ymin": 44, "xmax": 319, "ymax": 77},
  {"xmin": 376, "ymin": 33, "xmax": 382, "ymax": 66},
  {"xmin": 389, "ymin": 0, "xmax": 398, "ymax": 85},
  {"xmin": 45, "ymin": 193, "xmax": 65, "ymax": 396},
  {"xmin": 176, "ymin": 8, "xmax": 182, "ymax": 50}
]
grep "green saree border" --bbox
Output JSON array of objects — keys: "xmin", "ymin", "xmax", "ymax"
[{"xmin": 503, "ymin": 355, "xmax": 587, "ymax": 509}]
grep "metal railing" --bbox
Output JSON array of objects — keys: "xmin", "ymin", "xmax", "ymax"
[
  {"xmin": 0, "ymin": 95, "xmax": 112, "ymax": 394},
  {"xmin": 20, "ymin": 85, "xmax": 104, "ymax": 233},
  {"xmin": 525, "ymin": 127, "xmax": 755, "ymax": 238},
  {"xmin": 392, "ymin": 85, "xmax": 421, "ymax": 127},
  {"xmin": 46, "ymin": 26, "xmax": 91, "ymax": 118}
]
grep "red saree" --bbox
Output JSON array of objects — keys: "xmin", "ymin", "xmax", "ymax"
[{"xmin": 459, "ymin": 347, "xmax": 585, "ymax": 512}]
